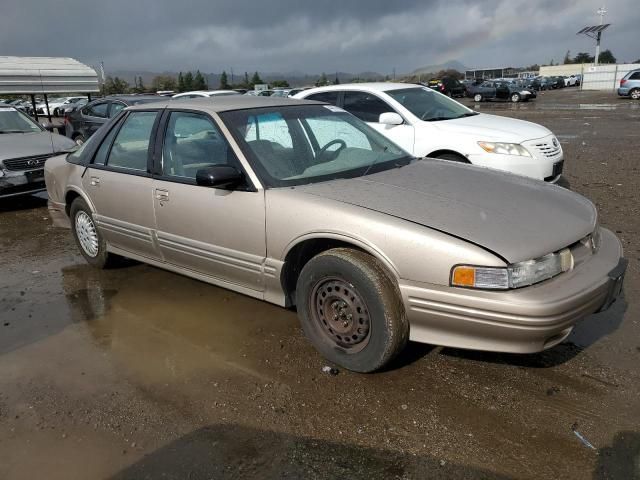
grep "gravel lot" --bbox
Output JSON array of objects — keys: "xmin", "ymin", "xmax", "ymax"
[{"xmin": 0, "ymin": 89, "xmax": 638, "ymax": 480}]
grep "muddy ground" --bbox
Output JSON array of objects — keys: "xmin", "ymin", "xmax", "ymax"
[{"xmin": 0, "ymin": 89, "xmax": 639, "ymax": 480}]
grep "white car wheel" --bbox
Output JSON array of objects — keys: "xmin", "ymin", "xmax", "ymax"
[
  {"xmin": 473, "ymin": 94, "xmax": 482, "ymax": 102},
  {"xmin": 630, "ymin": 89, "xmax": 640, "ymax": 100}
]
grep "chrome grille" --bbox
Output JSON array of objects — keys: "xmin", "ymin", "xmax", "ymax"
[{"xmin": 2, "ymin": 155, "xmax": 51, "ymax": 171}]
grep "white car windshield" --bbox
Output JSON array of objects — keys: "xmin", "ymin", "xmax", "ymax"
[
  {"xmin": 386, "ymin": 87, "xmax": 477, "ymax": 122},
  {"xmin": 222, "ymin": 105, "xmax": 411, "ymax": 187},
  {"xmin": 0, "ymin": 109, "xmax": 43, "ymax": 133}
]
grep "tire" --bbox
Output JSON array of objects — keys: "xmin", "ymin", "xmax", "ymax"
[
  {"xmin": 630, "ymin": 89, "xmax": 640, "ymax": 100},
  {"xmin": 73, "ymin": 134, "xmax": 86, "ymax": 145},
  {"xmin": 511, "ymin": 93, "xmax": 521, "ymax": 103},
  {"xmin": 435, "ymin": 152, "xmax": 469, "ymax": 163},
  {"xmin": 295, "ymin": 248, "xmax": 408, "ymax": 373},
  {"xmin": 70, "ymin": 197, "xmax": 116, "ymax": 269},
  {"xmin": 473, "ymin": 93, "xmax": 483, "ymax": 102}
]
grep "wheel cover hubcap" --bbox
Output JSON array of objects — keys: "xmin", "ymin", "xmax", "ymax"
[
  {"xmin": 75, "ymin": 211, "xmax": 99, "ymax": 257},
  {"xmin": 311, "ymin": 278, "xmax": 370, "ymax": 351}
]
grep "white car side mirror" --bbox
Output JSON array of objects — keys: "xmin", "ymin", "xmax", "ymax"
[{"xmin": 379, "ymin": 112, "xmax": 403, "ymax": 126}]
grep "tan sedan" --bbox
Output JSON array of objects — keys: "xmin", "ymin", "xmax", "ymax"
[{"xmin": 45, "ymin": 96, "xmax": 626, "ymax": 372}]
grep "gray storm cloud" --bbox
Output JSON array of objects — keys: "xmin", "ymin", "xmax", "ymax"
[{"xmin": 1, "ymin": 0, "xmax": 637, "ymax": 73}]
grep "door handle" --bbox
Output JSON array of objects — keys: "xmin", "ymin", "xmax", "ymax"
[
  {"xmin": 155, "ymin": 189, "xmax": 169, "ymax": 201},
  {"xmin": 90, "ymin": 176, "xmax": 100, "ymax": 186}
]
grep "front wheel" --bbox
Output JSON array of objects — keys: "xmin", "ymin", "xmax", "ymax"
[
  {"xmin": 473, "ymin": 93, "xmax": 483, "ymax": 102},
  {"xmin": 296, "ymin": 248, "xmax": 408, "ymax": 373},
  {"xmin": 511, "ymin": 93, "xmax": 521, "ymax": 103},
  {"xmin": 70, "ymin": 197, "xmax": 117, "ymax": 269}
]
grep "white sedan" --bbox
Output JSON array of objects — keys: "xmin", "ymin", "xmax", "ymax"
[
  {"xmin": 171, "ymin": 90, "xmax": 241, "ymax": 99},
  {"xmin": 295, "ymin": 83, "xmax": 564, "ymax": 183},
  {"xmin": 35, "ymin": 96, "xmax": 87, "ymax": 117}
]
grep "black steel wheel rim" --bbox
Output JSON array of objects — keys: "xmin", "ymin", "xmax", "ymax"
[{"xmin": 310, "ymin": 277, "xmax": 371, "ymax": 352}]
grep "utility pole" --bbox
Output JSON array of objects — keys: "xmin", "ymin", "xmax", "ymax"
[
  {"xmin": 594, "ymin": 6, "xmax": 606, "ymax": 65},
  {"xmin": 231, "ymin": 68, "xmax": 234, "ymax": 84}
]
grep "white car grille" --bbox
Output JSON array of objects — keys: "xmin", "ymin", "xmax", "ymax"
[{"xmin": 530, "ymin": 139, "xmax": 562, "ymax": 159}]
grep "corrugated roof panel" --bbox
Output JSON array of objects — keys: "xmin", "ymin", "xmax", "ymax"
[{"xmin": 0, "ymin": 56, "xmax": 100, "ymax": 94}]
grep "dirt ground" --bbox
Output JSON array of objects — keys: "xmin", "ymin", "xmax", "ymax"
[{"xmin": 0, "ymin": 89, "xmax": 639, "ymax": 480}]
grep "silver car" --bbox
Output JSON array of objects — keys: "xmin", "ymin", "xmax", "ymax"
[{"xmin": 44, "ymin": 97, "xmax": 626, "ymax": 372}]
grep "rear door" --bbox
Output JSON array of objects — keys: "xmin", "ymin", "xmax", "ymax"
[
  {"xmin": 341, "ymin": 91, "xmax": 415, "ymax": 154},
  {"xmin": 82, "ymin": 110, "xmax": 161, "ymax": 260},
  {"xmin": 80, "ymin": 101, "xmax": 110, "ymax": 138},
  {"xmin": 495, "ymin": 82, "xmax": 511, "ymax": 100}
]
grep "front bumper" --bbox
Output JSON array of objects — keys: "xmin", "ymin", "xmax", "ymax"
[
  {"xmin": 466, "ymin": 152, "xmax": 563, "ymax": 183},
  {"xmin": 0, "ymin": 169, "xmax": 46, "ymax": 198},
  {"xmin": 400, "ymin": 228, "xmax": 625, "ymax": 353},
  {"xmin": 48, "ymin": 199, "xmax": 71, "ymax": 228}
]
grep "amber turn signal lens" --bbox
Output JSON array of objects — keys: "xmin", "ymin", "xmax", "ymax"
[{"xmin": 452, "ymin": 266, "xmax": 476, "ymax": 287}]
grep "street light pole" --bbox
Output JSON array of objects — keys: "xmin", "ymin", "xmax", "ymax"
[{"xmin": 594, "ymin": 6, "xmax": 607, "ymax": 65}]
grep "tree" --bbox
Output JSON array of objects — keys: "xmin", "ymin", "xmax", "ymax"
[
  {"xmin": 251, "ymin": 71, "xmax": 263, "ymax": 86},
  {"xmin": 334, "ymin": 74, "xmax": 340, "ymax": 85},
  {"xmin": 244, "ymin": 72, "xmax": 250, "ymax": 88},
  {"xmin": 219, "ymin": 71, "xmax": 230, "ymax": 89},
  {"xmin": 563, "ymin": 50, "xmax": 572, "ymax": 64},
  {"xmin": 271, "ymin": 79, "xmax": 289, "ymax": 88},
  {"xmin": 598, "ymin": 49, "xmax": 616, "ymax": 64},
  {"xmin": 131, "ymin": 76, "xmax": 146, "ymax": 93},
  {"xmin": 193, "ymin": 70, "xmax": 207, "ymax": 90},
  {"xmin": 315, "ymin": 72, "xmax": 329, "ymax": 87},
  {"xmin": 151, "ymin": 75, "xmax": 177, "ymax": 92},
  {"xmin": 573, "ymin": 52, "xmax": 594, "ymax": 64},
  {"xmin": 178, "ymin": 72, "xmax": 186, "ymax": 92},
  {"xmin": 103, "ymin": 76, "xmax": 129, "ymax": 95},
  {"xmin": 184, "ymin": 71, "xmax": 194, "ymax": 91},
  {"xmin": 549, "ymin": 59, "xmax": 555, "ymax": 66}
]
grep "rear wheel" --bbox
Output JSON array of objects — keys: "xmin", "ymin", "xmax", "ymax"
[
  {"xmin": 473, "ymin": 93, "xmax": 483, "ymax": 102},
  {"xmin": 70, "ymin": 197, "xmax": 117, "ymax": 269},
  {"xmin": 630, "ymin": 88, "xmax": 640, "ymax": 100},
  {"xmin": 435, "ymin": 152, "xmax": 469, "ymax": 163},
  {"xmin": 296, "ymin": 248, "xmax": 408, "ymax": 373}
]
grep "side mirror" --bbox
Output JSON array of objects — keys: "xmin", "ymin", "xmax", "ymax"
[
  {"xmin": 196, "ymin": 165, "xmax": 244, "ymax": 189},
  {"xmin": 378, "ymin": 112, "xmax": 403, "ymax": 126}
]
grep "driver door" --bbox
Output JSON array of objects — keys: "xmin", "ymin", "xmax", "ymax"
[
  {"xmin": 495, "ymin": 82, "xmax": 511, "ymax": 100},
  {"xmin": 152, "ymin": 111, "xmax": 266, "ymax": 292}
]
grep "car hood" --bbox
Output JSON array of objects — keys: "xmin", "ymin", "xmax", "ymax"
[
  {"xmin": 295, "ymin": 160, "xmax": 596, "ymax": 263},
  {"xmin": 0, "ymin": 132, "xmax": 76, "ymax": 162},
  {"xmin": 432, "ymin": 113, "xmax": 552, "ymax": 142}
]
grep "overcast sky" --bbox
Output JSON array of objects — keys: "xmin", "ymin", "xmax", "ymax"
[{"xmin": 1, "ymin": 0, "xmax": 638, "ymax": 75}]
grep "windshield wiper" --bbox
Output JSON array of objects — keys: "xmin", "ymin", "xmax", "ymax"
[
  {"xmin": 0, "ymin": 129, "xmax": 27, "ymax": 134},
  {"xmin": 457, "ymin": 112, "xmax": 479, "ymax": 118},
  {"xmin": 424, "ymin": 116, "xmax": 455, "ymax": 122}
]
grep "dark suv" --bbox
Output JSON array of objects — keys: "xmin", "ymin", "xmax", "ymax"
[
  {"xmin": 426, "ymin": 77, "xmax": 465, "ymax": 97},
  {"xmin": 65, "ymin": 95, "xmax": 160, "ymax": 144}
]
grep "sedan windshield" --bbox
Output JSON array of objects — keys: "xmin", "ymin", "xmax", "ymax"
[
  {"xmin": 385, "ymin": 87, "xmax": 477, "ymax": 121},
  {"xmin": 0, "ymin": 109, "xmax": 43, "ymax": 133},
  {"xmin": 222, "ymin": 105, "xmax": 411, "ymax": 187}
]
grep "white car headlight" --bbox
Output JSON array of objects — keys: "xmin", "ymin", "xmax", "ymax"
[
  {"xmin": 478, "ymin": 141, "xmax": 531, "ymax": 157},
  {"xmin": 451, "ymin": 249, "xmax": 573, "ymax": 290}
]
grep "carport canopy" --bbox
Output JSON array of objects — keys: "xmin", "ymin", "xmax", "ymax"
[{"xmin": 0, "ymin": 56, "xmax": 99, "ymax": 95}]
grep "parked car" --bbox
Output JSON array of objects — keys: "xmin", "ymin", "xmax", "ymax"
[
  {"xmin": 59, "ymin": 98, "xmax": 89, "ymax": 116},
  {"xmin": 171, "ymin": 90, "xmax": 241, "ymax": 99},
  {"xmin": 0, "ymin": 105, "xmax": 75, "ymax": 198},
  {"xmin": 564, "ymin": 75, "xmax": 581, "ymax": 87},
  {"xmin": 426, "ymin": 77, "xmax": 466, "ymax": 97},
  {"xmin": 44, "ymin": 96, "xmax": 626, "ymax": 372},
  {"xmin": 35, "ymin": 96, "xmax": 87, "ymax": 117},
  {"xmin": 617, "ymin": 69, "xmax": 640, "ymax": 99},
  {"xmin": 65, "ymin": 95, "xmax": 160, "ymax": 144},
  {"xmin": 296, "ymin": 83, "xmax": 561, "ymax": 182},
  {"xmin": 467, "ymin": 80, "xmax": 535, "ymax": 103},
  {"xmin": 287, "ymin": 88, "xmax": 307, "ymax": 97}
]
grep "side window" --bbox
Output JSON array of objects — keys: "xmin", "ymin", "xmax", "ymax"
[
  {"xmin": 84, "ymin": 102, "xmax": 109, "ymax": 118},
  {"xmin": 306, "ymin": 91, "xmax": 340, "ymax": 105},
  {"xmin": 630, "ymin": 72, "xmax": 640, "ymax": 80},
  {"xmin": 342, "ymin": 92, "xmax": 393, "ymax": 123},
  {"xmin": 106, "ymin": 111, "xmax": 157, "ymax": 171},
  {"xmin": 92, "ymin": 122, "xmax": 121, "ymax": 165},
  {"xmin": 162, "ymin": 112, "xmax": 239, "ymax": 179},
  {"xmin": 305, "ymin": 116, "xmax": 370, "ymax": 150},
  {"xmin": 109, "ymin": 102, "xmax": 126, "ymax": 118}
]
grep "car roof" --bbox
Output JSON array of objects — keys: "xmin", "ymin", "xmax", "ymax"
[
  {"xmin": 127, "ymin": 95, "xmax": 323, "ymax": 113},
  {"xmin": 300, "ymin": 82, "xmax": 421, "ymax": 94}
]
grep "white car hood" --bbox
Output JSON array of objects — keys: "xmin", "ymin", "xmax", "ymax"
[{"xmin": 432, "ymin": 113, "xmax": 552, "ymax": 143}]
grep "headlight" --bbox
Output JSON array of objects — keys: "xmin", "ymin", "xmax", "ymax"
[
  {"xmin": 451, "ymin": 249, "xmax": 573, "ymax": 290},
  {"xmin": 478, "ymin": 141, "xmax": 531, "ymax": 157}
]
